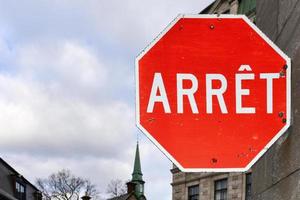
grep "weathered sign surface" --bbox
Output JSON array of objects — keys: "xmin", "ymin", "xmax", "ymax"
[{"xmin": 136, "ymin": 15, "xmax": 291, "ymax": 172}]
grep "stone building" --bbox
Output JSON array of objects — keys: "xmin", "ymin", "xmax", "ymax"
[
  {"xmin": 171, "ymin": 1, "xmax": 256, "ymax": 200},
  {"xmin": 171, "ymin": 169, "xmax": 252, "ymax": 200},
  {"xmin": 251, "ymin": 1, "xmax": 300, "ymax": 199},
  {"xmin": 0, "ymin": 157, "xmax": 42, "ymax": 200},
  {"xmin": 108, "ymin": 143, "xmax": 146, "ymax": 200}
]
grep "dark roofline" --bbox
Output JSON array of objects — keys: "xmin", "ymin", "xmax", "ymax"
[{"xmin": 0, "ymin": 157, "xmax": 40, "ymax": 192}]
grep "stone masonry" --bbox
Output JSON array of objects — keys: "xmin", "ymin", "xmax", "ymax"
[
  {"xmin": 171, "ymin": 166, "xmax": 250, "ymax": 200},
  {"xmin": 251, "ymin": 1, "xmax": 300, "ymax": 199}
]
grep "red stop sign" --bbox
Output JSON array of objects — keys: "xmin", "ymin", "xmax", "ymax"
[{"xmin": 135, "ymin": 15, "xmax": 291, "ymax": 172}]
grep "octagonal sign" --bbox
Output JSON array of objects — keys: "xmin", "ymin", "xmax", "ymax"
[{"xmin": 135, "ymin": 15, "xmax": 291, "ymax": 172}]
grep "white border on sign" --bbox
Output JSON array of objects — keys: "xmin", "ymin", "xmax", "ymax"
[{"xmin": 135, "ymin": 14, "xmax": 291, "ymax": 172}]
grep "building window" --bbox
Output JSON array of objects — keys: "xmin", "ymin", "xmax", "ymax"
[
  {"xmin": 245, "ymin": 173, "xmax": 252, "ymax": 200},
  {"xmin": 15, "ymin": 181, "xmax": 26, "ymax": 200},
  {"xmin": 188, "ymin": 185, "xmax": 199, "ymax": 200},
  {"xmin": 214, "ymin": 179, "xmax": 227, "ymax": 200}
]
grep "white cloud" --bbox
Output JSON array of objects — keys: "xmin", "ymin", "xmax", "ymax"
[
  {"xmin": 15, "ymin": 41, "xmax": 108, "ymax": 98},
  {"xmin": 0, "ymin": 40, "xmax": 135, "ymax": 159},
  {"xmin": 0, "ymin": 37, "xmax": 140, "ymax": 197},
  {"xmin": 0, "ymin": 0, "xmax": 214, "ymax": 52},
  {"xmin": 0, "ymin": 73, "xmax": 134, "ymax": 158}
]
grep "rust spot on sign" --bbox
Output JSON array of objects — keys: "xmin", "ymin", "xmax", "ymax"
[
  {"xmin": 211, "ymin": 158, "xmax": 218, "ymax": 164},
  {"xmin": 147, "ymin": 118, "xmax": 155, "ymax": 123},
  {"xmin": 278, "ymin": 112, "xmax": 284, "ymax": 118}
]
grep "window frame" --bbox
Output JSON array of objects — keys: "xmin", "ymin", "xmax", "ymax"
[
  {"xmin": 214, "ymin": 178, "xmax": 228, "ymax": 200},
  {"xmin": 188, "ymin": 184, "xmax": 199, "ymax": 200},
  {"xmin": 15, "ymin": 180, "xmax": 26, "ymax": 200}
]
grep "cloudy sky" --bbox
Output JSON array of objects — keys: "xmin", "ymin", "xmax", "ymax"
[{"xmin": 0, "ymin": 1, "xmax": 213, "ymax": 199}]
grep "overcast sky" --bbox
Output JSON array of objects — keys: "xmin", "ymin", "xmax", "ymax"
[{"xmin": 0, "ymin": 1, "xmax": 213, "ymax": 199}]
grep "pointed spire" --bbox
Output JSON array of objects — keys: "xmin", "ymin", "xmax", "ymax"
[{"xmin": 132, "ymin": 142, "xmax": 143, "ymax": 182}]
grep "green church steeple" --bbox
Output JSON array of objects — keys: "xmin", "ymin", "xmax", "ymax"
[
  {"xmin": 131, "ymin": 143, "xmax": 145, "ymax": 199},
  {"xmin": 132, "ymin": 143, "xmax": 143, "ymax": 182}
]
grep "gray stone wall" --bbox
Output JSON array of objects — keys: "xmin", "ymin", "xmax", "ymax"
[
  {"xmin": 252, "ymin": 1, "xmax": 300, "ymax": 200},
  {"xmin": 171, "ymin": 169, "xmax": 247, "ymax": 200}
]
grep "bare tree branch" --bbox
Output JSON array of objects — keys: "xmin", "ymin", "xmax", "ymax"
[
  {"xmin": 106, "ymin": 179, "xmax": 126, "ymax": 197},
  {"xmin": 36, "ymin": 169, "xmax": 100, "ymax": 200}
]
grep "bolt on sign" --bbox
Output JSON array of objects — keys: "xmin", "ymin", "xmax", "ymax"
[{"xmin": 135, "ymin": 15, "xmax": 291, "ymax": 172}]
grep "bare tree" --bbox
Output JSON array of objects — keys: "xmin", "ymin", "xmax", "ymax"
[
  {"xmin": 106, "ymin": 179, "xmax": 127, "ymax": 197},
  {"xmin": 36, "ymin": 169, "xmax": 99, "ymax": 200}
]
